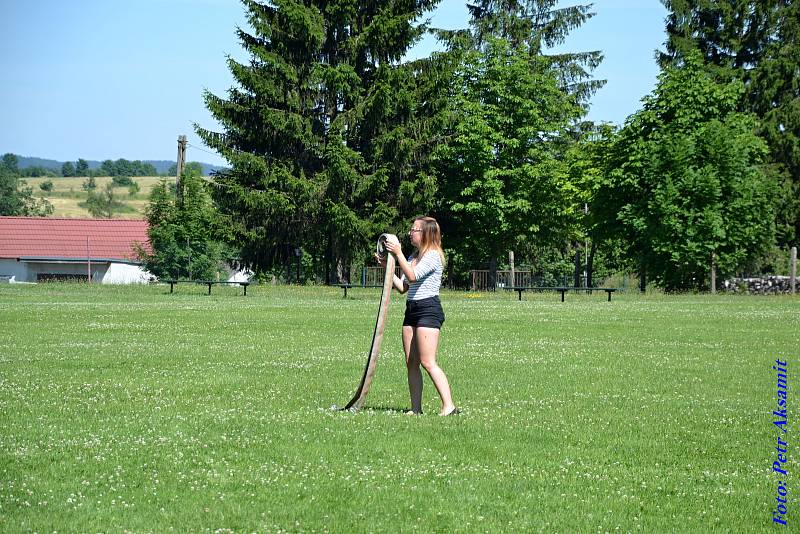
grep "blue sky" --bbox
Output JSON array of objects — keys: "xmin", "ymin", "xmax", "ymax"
[{"xmin": 0, "ymin": 0, "xmax": 667, "ymax": 167}]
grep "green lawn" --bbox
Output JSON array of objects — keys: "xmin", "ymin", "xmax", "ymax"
[{"xmin": 1, "ymin": 284, "xmax": 797, "ymax": 531}]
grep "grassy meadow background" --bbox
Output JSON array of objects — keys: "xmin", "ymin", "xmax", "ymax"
[
  {"xmin": 1, "ymin": 283, "xmax": 798, "ymax": 531},
  {"xmin": 24, "ymin": 176, "xmax": 174, "ymax": 218}
]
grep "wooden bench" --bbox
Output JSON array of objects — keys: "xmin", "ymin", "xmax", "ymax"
[
  {"xmin": 165, "ymin": 280, "xmax": 251, "ymax": 295},
  {"xmin": 505, "ymin": 286, "xmax": 619, "ymax": 302},
  {"xmin": 333, "ymin": 283, "xmax": 382, "ymax": 298}
]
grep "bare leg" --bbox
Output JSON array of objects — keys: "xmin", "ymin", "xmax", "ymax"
[
  {"xmin": 403, "ymin": 326, "xmax": 422, "ymax": 413},
  {"xmin": 415, "ymin": 327, "xmax": 455, "ymax": 415}
]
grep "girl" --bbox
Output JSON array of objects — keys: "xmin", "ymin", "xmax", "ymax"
[{"xmin": 381, "ymin": 217, "xmax": 458, "ymax": 416}]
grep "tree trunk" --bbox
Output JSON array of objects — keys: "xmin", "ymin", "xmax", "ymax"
[
  {"xmin": 488, "ymin": 257, "xmax": 498, "ymax": 291},
  {"xmin": 639, "ymin": 265, "xmax": 647, "ymax": 293},
  {"xmin": 324, "ymin": 234, "xmax": 332, "ymax": 285},
  {"xmin": 336, "ymin": 257, "xmax": 350, "ymax": 285},
  {"xmin": 573, "ymin": 244, "xmax": 581, "ymax": 288},
  {"xmin": 710, "ymin": 252, "xmax": 716, "ymax": 293},
  {"xmin": 587, "ymin": 240, "xmax": 596, "ymax": 288},
  {"xmin": 447, "ymin": 259, "xmax": 454, "ymax": 290}
]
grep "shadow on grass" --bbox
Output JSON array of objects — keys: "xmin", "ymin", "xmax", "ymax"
[
  {"xmin": 329, "ymin": 404, "xmax": 408, "ymax": 413},
  {"xmin": 361, "ymin": 405, "xmax": 412, "ymax": 413}
]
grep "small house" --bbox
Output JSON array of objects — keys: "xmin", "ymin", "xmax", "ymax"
[{"xmin": 0, "ymin": 216, "xmax": 152, "ymax": 283}]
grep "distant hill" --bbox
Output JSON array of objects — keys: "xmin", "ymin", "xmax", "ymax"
[{"xmin": 10, "ymin": 155, "xmax": 225, "ymax": 176}]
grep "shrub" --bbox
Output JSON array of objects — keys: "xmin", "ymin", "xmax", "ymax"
[{"xmin": 112, "ymin": 175, "xmax": 135, "ymax": 187}]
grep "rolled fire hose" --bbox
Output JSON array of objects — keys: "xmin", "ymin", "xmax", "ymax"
[{"xmin": 340, "ymin": 233, "xmax": 397, "ymax": 411}]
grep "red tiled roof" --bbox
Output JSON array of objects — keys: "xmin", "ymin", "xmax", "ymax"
[{"xmin": 0, "ymin": 217, "xmax": 151, "ymax": 262}]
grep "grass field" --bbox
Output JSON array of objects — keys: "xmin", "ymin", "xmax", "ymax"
[
  {"xmin": 23, "ymin": 176, "xmax": 174, "ymax": 218},
  {"xmin": 1, "ymin": 284, "xmax": 798, "ymax": 531}
]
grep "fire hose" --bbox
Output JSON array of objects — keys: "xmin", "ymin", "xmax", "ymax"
[{"xmin": 337, "ymin": 233, "xmax": 397, "ymax": 411}]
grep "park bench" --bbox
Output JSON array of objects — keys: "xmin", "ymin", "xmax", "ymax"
[
  {"xmin": 333, "ymin": 283, "xmax": 383, "ymax": 298},
  {"xmin": 165, "ymin": 279, "xmax": 251, "ymax": 295},
  {"xmin": 505, "ymin": 286, "xmax": 619, "ymax": 302}
]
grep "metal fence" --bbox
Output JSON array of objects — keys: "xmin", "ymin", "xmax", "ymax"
[
  {"xmin": 355, "ymin": 266, "xmax": 610, "ymax": 290},
  {"xmin": 362, "ymin": 266, "xmax": 402, "ymax": 286},
  {"xmin": 470, "ymin": 270, "xmax": 532, "ymax": 291},
  {"xmin": 469, "ymin": 271, "xmax": 606, "ymax": 291}
]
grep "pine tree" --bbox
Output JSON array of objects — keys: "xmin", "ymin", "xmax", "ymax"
[{"xmin": 196, "ymin": 0, "xmax": 439, "ymax": 282}]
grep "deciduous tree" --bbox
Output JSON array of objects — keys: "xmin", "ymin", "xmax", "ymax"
[
  {"xmin": 595, "ymin": 52, "xmax": 776, "ymax": 291},
  {"xmin": 432, "ymin": 1, "xmax": 602, "ymax": 282},
  {"xmin": 0, "ymin": 154, "xmax": 53, "ymax": 216},
  {"xmin": 139, "ymin": 172, "xmax": 231, "ymax": 280},
  {"xmin": 659, "ymin": 0, "xmax": 798, "ymax": 247},
  {"xmin": 85, "ymin": 182, "xmax": 117, "ymax": 218},
  {"xmin": 435, "ymin": 38, "xmax": 583, "ymax": 271}
]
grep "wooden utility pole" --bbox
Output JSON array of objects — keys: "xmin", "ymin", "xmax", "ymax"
[{"xmin": 176, "ymin": 135, "xmax": 187, "ymax": 202}]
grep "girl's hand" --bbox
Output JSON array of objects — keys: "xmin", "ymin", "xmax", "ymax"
[
  {"xmin": 384, "ymin": 235, "xmax": 402, "ymax": 257},
  {"xmin": 374, "ymin": 252, "xmax": 387, "ymax": 268}
]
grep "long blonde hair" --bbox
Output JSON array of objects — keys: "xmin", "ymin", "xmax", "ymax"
[{"xmin": 414, "ymin": 216, "xmax": 446, "ymax": 266}]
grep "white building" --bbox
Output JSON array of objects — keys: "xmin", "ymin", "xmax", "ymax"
[{"xmin": 0, "ymin": 216, "xmax": 152, "ymax": 283}]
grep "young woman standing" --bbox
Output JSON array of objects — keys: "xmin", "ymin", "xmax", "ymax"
[{"xmin": 382, "ymin": 217, "xmax": 458, "ymax": 416}]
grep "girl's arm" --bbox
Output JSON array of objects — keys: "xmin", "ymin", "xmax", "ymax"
[
  {"xmin": 393, "ymin": 274, "xmax": 409, "ymax": 294},
  {"xmin": 376, "ymin": 253, "xmax": 409, "ymax": 293},
  {"xmin": 384, "ymin": 237, "xmax": 416, "ymax": 282}
]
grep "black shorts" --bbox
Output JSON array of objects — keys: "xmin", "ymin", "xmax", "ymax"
[{"xmin": 403, "ymin": 296, "xmax": 445, "ymax": 329}]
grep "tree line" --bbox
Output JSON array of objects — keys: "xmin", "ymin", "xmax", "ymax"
[
  {"xmin": 11, "ymin": 0, "xmax": 798, "ymax": 292},
  {"xmin": 185, "ymin": 0, "xmax": 615, "ymax": 287},
  {"xmin": 1, "ymin": 155, "xmax": 207, "ymax": 179},
  {"xmin": 172, "ymin": 0, "xmax": 797, "ymax": 291},
  {"xmin": 1, "ymin": 154, "xmax": 211, "ymax": 220}
]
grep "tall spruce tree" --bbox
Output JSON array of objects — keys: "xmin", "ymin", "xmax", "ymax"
[
  {"xmin": 466, "ymin": 0, "xmax": 604, "ymax": 108},
  {"xmin": 196, "ymin": 0, "xmax": 440, "ymax": 282},
  {"xmin": 658, "ymin": 0, "xmax": 781, "ymax": 76}
]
